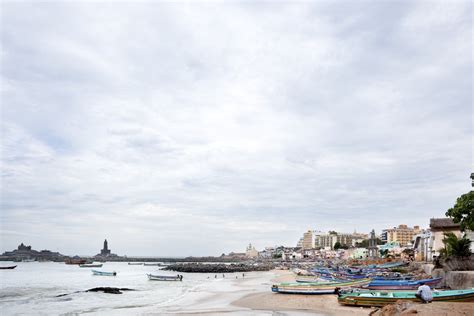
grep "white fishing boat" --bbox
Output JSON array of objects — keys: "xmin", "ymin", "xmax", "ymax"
[{"xmin": 147, "ymin": 274, "xmax": 182, "ymax": 281}]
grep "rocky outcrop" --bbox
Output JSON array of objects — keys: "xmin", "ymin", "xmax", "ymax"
[
  {"xmin": 86, "ymin": 287, "xmax": 134, "ymax": 294},
  {"xmin": 56, "ymin": 287, "xmax": 134, "ymax": 297},
  {"xmin": 163, "ymin": 263, "xmax": 273, "ymax": 273}
]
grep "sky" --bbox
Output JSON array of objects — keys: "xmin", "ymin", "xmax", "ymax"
[{"xmin": 0, "ymin": 1, "xmax": 472, "ymax": 257}]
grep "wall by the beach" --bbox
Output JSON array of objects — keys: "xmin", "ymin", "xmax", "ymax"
[{"xmin": 432, "ymin": 270, "xmax": 474, "ymax": 289}]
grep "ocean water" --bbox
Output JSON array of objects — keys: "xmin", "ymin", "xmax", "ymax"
[{"xmin": 0, "ymin": 261, "xmax": 319, "ymax": 315}]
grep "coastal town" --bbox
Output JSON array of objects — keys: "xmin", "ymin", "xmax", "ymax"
[
  {"xmin": 1, "ymin": 1, "xmax": 471, "ymax": 315},
  {"xmin": 1, "ymin": 176, "xmax": 473, "ymax": 315}
]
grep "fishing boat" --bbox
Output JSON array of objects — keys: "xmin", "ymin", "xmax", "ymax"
[
  {"xmin": 92, "ymin": 270, "xmax": 117, "ymax": 276},
  {"xmin": 296, "ymin": 277, "xmax": 339, "ymax": 283},
  {"xmin": 272, "ymin": 278, "xmax": 372, "ymax": 294},
  {"xmin": 65, "ymin": 258, "xmax": 87, "ymax": 265},
  {"xmin": 0, "ymin": 265, "xmax": 17, "ymax": 269},
  {"xmin": 338, "ymin": 288, "xmax": 474, "ymax": 307},
  {"xmin": 364, "ymin": 277, "xmax": 442, "ymax": 290},
  {"xmin": 147, "ymin": 274, "xmax": 182, "ymax": 281},
  {"xmin": 79, "ymin": 263, "xmax": 103, "ymax": 268},
  {"xmin": 128, "ymin": 262, "xmax": 143, "ymax": 265}
]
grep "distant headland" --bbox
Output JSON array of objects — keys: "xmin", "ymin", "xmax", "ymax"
[{"xmin": 0, "ymin": 239, "xmax": 249, "ymax": 263}]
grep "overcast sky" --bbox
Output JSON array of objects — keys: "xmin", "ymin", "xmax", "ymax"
[{"xmin": 1, "ymin": 1, "xmax": 472, "ymax": 256}]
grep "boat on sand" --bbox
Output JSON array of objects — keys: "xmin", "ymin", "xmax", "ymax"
[
  {"xmin": 272, "ymin": 278, "xmax": 371, "ymax": 294},
  {"xmin": 338, "ymin": 288, "xmax": 474, "ymax": 307}
]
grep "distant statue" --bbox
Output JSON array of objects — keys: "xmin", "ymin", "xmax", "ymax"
[{"xmin": 100, "ymin": 239, "xmax": 111, "ymax": 256}]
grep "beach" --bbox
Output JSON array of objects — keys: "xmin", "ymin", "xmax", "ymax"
[
  {"xmin": 230, "ymin": 269, "xmax": 370, "ymax": 316},
  {"xmin": 1, "ymin": 263, "xmax": 369, "ymax": 315},
  {"xmin": 162, "ymin": 269, "xmax": 371, "ymax": 315},
  {"xmin": 2, "ymin": 264, "xmax": 472, "ymax": 315}
]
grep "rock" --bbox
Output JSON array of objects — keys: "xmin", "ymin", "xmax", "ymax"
[
  {"xmin": 56, "ymin": 287, "xmax": 135, "ymax": 297},
  {"xmin": 86, "ymin": 287, "xmax": 134, "ymax": 294}
]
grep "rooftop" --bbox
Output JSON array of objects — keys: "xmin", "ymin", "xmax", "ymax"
[{"xmin": 430, "ymin": 218, "xmax": 460, "ymax": 229}]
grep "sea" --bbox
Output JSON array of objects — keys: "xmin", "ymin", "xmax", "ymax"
[{"xmin": 0, "ymin": 262, "xmax": 320, "ymax": 315}]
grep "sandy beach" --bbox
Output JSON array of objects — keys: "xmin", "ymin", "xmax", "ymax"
[
  {"xmin": 156, "ymin": 269, "xmax": 372, "ymax": 315},
  {"xmin": 231, "ymin": 269, "xmax": 371, "ymax": 316}
]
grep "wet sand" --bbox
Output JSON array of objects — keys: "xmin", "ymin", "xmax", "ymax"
[
  {"xmin": 231, "ymin": 269, "xmax": 371, "ymax": 315},
  {"xmin": 159, "ymin": 269, "xmax": 370, "ymax": 315}
]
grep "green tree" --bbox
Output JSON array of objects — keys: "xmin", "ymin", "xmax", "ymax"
[
  {"xmin": 445, "ymin": 191, "xmax": 474, "ymax": 231},
  {"xmin": 355, "ymin": 238, "xmax": 384, "ymax": 248},
  {"xmin": 440, "ymin": 232, "xmax": 472, "ymax": 258},
  {"xmin": 334, "ymin": 241, "xmax": 342, "ymax": 250},
  {"xmin": 272, "ymin": 253, "xmax": 282, "ymax": 259}
]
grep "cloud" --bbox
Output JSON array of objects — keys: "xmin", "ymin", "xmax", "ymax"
[{"xmin": 0, "ymin": 1, "xmax": 472, "ymax": 256}]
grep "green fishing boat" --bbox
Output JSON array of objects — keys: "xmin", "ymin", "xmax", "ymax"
[{"xmin": 338, "ymin": 288, "xmax": 474, "ymax": 307}]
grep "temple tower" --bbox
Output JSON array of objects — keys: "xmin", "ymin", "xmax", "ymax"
[{"xmin": 367, "ymin": 229, "xmax": 379, "ymax": 258}]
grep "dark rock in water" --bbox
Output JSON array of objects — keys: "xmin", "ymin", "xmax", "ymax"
[
  {"xmin": 163, "ymin": 263, "xmax": 273, "ymax": 273},
  {"xmin": 56, "ymin": 287, "xmax": 134, "ymax": 297},
  {"xmin": 86, "ymin": 287, "xmax": 134, "ymax": 294}
]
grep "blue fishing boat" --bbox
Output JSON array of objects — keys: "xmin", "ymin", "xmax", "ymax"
[
  {"xmin": 92, "ymin": 270, "xmax": 117, "ymax": 276},
  {"xmin": 365, "ymin": 277, "xmax": 442, "ymax": 290}
]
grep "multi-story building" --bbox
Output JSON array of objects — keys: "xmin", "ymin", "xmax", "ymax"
[
  {"xmin": 302, "ymin": 230, "xmax": 314, "ymax": 249},
  {"xmin": 382, "ymin": 224, "xmax": 421, "ymax": 247},
  {"xmin": 296, "ymin": 230, "xmax": 315, "ymax": 249},
  {"xmin": 315, "ymin": 232, "xmax": 368, "ymax": 249}
]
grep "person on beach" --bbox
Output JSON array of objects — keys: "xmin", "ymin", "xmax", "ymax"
[
  {"xmin": 242, "ymin": 273, "xmax": 245, "ymax": 278},
  {"xmin": 415, "ymin": 282, "xmax": 433, "ymax": 303}
]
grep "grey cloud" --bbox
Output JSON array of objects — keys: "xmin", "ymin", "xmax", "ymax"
[{"xmin": 0, "ymin": 1, "xmax": 471, "ymax": 256}]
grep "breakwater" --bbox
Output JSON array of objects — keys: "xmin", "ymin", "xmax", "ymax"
[{"xmin": 163, "ymin": 263, "xmax": 273, "ymax": 273}]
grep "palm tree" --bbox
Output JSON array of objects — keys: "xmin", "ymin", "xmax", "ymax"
[{"xmin": 440, "ymin": 233, "xmax": 472, "ymax": 258}]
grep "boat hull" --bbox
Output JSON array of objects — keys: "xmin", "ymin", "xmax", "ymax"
[
  {"xmin": 80, "ymin": 264, "xmax": 103, "ymax": 268},
  {"xmin": 272, "ymin": 279, "xmax": 371, "ymax": 294},
  {"xmin": 272, "ymin": 286, "xmax": 336, "ymax": 294},
  {"xmin": 0, "ymin": 265, "xmax": 17, "ymax": 269},
  {"xmin": 365, "ymin": 277, "xmax": 442, "ymax": 290},
  {"xmin": 92, "ymin": 270, "xmax": 116, "ymax": 276},
  {"xmin": 338, "ymin": 289, "xmax": 474, "ymax": 307},
  {"xmin": 147, "ymin": 274, "xmax": 181, "ymax": 281}
]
